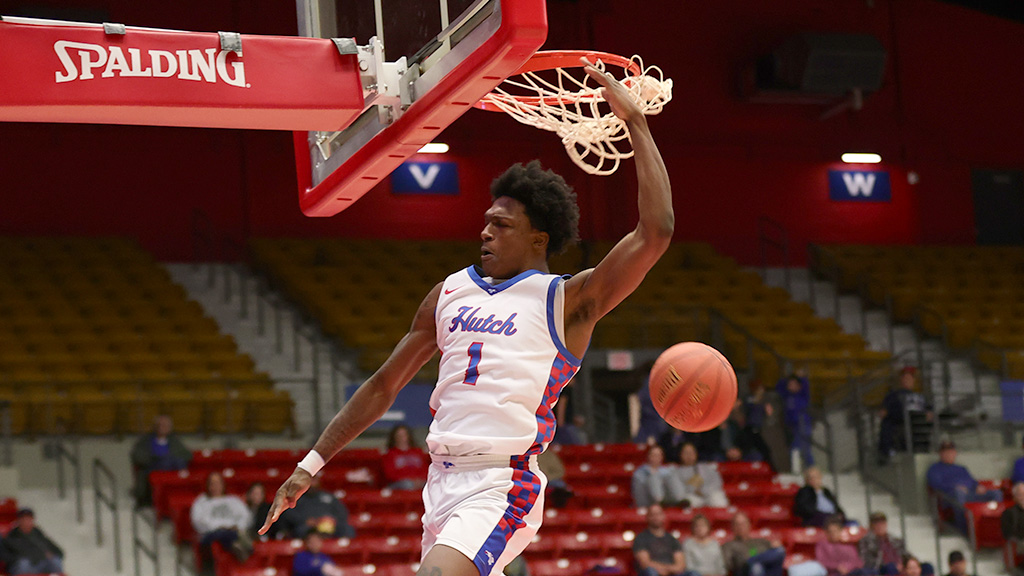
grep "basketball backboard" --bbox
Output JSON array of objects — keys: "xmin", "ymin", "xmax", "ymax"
[{"xmin": 292, "ymin": 0, "xmax": 547, "ymax": 216}]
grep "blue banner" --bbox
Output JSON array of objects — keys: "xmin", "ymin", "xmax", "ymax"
[
  {"xmin": 392, "ymin": 161, "xmax": 460, "ymax": 195},
  {"xmin": 829, "ymin": 170, "xmax": 891, "ymax": 202}
]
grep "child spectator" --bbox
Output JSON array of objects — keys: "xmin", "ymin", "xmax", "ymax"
[
  {"xmin": 877, "ymin": 367, "xmax": 931, "ymax": 464},
  {"xmin": 2, "ymin": 508, "xmax": 64, "ymax": 575},
  {"xmin": 130, "ymin": 414, "xmax": 192, "ymax": 507},
  {"xmin": 814, "ymin": 515, "xmax": 866, "ymax": 576},
  {"xmin": 382, "ymin": 424, "xmax": 429, "ymax": 491},
  {"xmin": 777, "ymin": 371, "xmax": 814, "ymax": 469},
  {"xmin": 245, "ymin": 482, "xmax": 272, "ymax": 539},
  {"xmin": 190, "ymin": 472, "xmax": 252, "ymax": 567},
  {"xmin": 632, "ymin": 445, "xmax": 685, "ymax": 507},
  {"xmin": 676, "ymin": 443, "xmax": 729, "ymax": 508},
  {"xmin": 722, "ymin": 511, "xmax": 786, "ymax": 576},
  {"xmin": 794, "ymin": 467, "xmax": 845, "ymax": 527},
  {"xmin": 682, "ymin": 514, "xmax": 726, "ymax": 576},
  {"xmin": 858, "ymin": 512, "xmax": 905, "ymax": 575},
  {"xmin": 293, "ymin": 530, "xmax": 344, "ymax": 576},
  {"xmin": 926, "ymin": 441, "xmax": 1001, "ymax": 532},
  {"xmin": 633, "ymin": 505, "xmax": 690, "ymax": 576}
]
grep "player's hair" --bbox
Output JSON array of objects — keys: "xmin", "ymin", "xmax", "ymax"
[{"xmin": 490, "ymin": 160, "xmax": 580, "ymax": 256}]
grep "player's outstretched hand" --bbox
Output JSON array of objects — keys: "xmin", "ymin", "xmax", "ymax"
[
  {"xmin": 581, "ymin": 57, "xmax": 644, "ymax": 124},
  {"xmin": 259, "ymin": 467, "xmax": 312, "ymax": 535}
]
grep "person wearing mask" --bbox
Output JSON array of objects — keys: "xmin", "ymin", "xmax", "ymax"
[
  {"xmin": 293, "ymin": 530, "xmax": 344, "ymax": 576},
  {"xmin": 2, "ymin": 509, "xmax": 64, "ymax": 575},
  {"xmin": 382, "ymin": 424, "xmax": 430, "ymax": 490},
  {"xmin": 130, "ymin": 414, "xmax": 192, "ymax": 507},
  {"xmin": 190, "ymin": 471, "xmax": 252, "ymax": 566},
  {"xmin": 721, "ymin": 511, "xmax": 786, "ymax": 576},
  {"xmin": 633, "ymin": 505, "xmax": 690, "ymax": 576},
  {"xmin": 632, "ymin": 445, "xmax": 685, "ymax": 507},
  {"xmin": 814, "ymin": 515, "xmax": 866, "ymax": 576},
  {"xmin": 858, "ymin": 512, "xmax": 905, "ymax": 575},
  {"xmin": 682, "ymin": 514, "xmax": 726, "ymax": 576},
  {"xmin": 675, "ymin": 443, "xmax": 729, "ymax": 508},
  {"xmin": 794, "ymin": 467, "xmax": 845, "ymax": 527}
]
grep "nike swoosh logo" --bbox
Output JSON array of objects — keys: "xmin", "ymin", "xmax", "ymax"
[{"xmin": 444, "ymin": 288, "xmax": 459, "ymax": 295}]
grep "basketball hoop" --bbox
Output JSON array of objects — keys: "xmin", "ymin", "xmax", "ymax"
[{"xmin": 475, "ymin": 50, "xmax": 673, "ymax": 176}]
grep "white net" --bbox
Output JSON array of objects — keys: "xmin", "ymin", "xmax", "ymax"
[{"xmin": 478, "ymin": 55, "xmax": 673, "ymax": 175}]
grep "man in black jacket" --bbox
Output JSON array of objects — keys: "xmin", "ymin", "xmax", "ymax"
[
  {"xmin": 3, "ymin": 509, "xmax": 64, "ymax": 575},
  {"xmin": 130, "ymin": 413, "xmax": 192, "ymax": 507},
  {"xmin": 793, "ymin": 466, "xmax": 846, "ymax": 527}
]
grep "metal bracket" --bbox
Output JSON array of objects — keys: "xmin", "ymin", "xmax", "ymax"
[
  {"xmin": 332, "ymin": 38, "xmax": 358, "ymax": 56},
  {"xmin": 102, "ymin": 22, "xmax": 126, "ymax": 35},
  {"xmin": 218, "ymin": 31, "xmax": 242, "ymax": 55},
  {"xmin": 399, "ymin": 64, "xmax": 421, "ymax": 109}
]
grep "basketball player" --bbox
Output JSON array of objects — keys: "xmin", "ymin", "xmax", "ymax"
[{"xmin": 260, "ymin": 62, "xmax": 674, "ymax": 576}]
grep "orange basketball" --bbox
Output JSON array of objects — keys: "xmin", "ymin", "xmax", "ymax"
[{"xmin": 649, "ymin": 342, "xmax": 737, "ymax": 432}]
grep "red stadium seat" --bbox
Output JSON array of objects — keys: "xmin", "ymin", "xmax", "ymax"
[
  {"xmin": 717, "ymin": 461, "xmax": 774, "ymax": 484},
  {"xmin": 362, "ymin": 535, "xmax": 422, "ymax": 566},
  {"xmin": 350, "ymin": 511, "xmax": 422, "ymax": 538},
  {"xmin": 723, "ymin": 481, "xmax": 774, "ymax": 508},
  {"xmin": 966, "ymin": 500, "xmax": 1011, "ymax": 549},
  {"xmin": 552, "ymin": 531, "xmax": 603, "ymax": 560},
  {"xmin": 696, "ymin": 506, "xmax": 738, "ymax": 531},
  {"xmin": 573, "ymin": 485, "xmax": 631, "ymax": 509},
  {"xmin": 746, "ymin": 505, "xmax": 798, "ymax": 530},
  {"xmin": 524, "ymin": 533, "xmax": 561, "ymax": 561},
  {"xmin": 784, "ymin": 527, "xmax": 822, "ymax": 556}
]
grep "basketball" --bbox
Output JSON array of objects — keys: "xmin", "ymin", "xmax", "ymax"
[{"xmin": 648, "ymin": 342, "xmax": 737, "ymax": 432}]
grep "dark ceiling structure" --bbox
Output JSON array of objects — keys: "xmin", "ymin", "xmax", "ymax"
[{"xmin": 940, "ymin": 0, "xmax": 1024, "ymax": 24}]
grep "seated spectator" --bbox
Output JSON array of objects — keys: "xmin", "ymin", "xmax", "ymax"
[
  {"xmin": 858, "ymin": 511, "xmax": 905, "ymax": 575},
  {"xmin": 245, "ymin": 482, "xmax": 272, "ymax": 539},
  {"xmin": 659, "ymin": 428, "xmax": 690, "ymax": 465},
  {"xmin": 382, "ymin": 424, "xmax": 429, "ymax": 491},
  {"xmin": 2, "ymin": 508, "xmax": 64, "ymax": 575},
  {"xmin": 794, "ymin": 467, "xmax": 845, "ymax": 527},
  {"xmin": 191, "ymin": 472, "xmax": 252, "ymax": 566},
  {"xmin": 633, "ymin": 445, "xmax": 685, "ymax": 508},
  {"xmin": 130, "ymin": 414, "xmax": 192, "ymax": 507},
  {"xmin": 690, "ymin": 427, "xmax": 726, "ymax": 462},
  {"xmin": 1001, "ymin": 482, "xmax": 1024, "ymax": 570},
  {"xmin": 877, "ymin": 367, "xmax": 931, "ymax": 465},
  {"xmin": 293, "ymin": 530, "xmax": 343, "ymax": 576},
  {"xmin": 814, "ymin": 515, "xmax": 866, "ymax": 576},
  {"xmin": 777, "ymin": 371, "xmax": 814, "ymax": 469},
  {"xmin": 1011, "ymin": 437, "xmax": 1024, "ymax": 485},
  {"xmin": 635, "ymin": 373, "xmax": 669, "ymax": 445},
  {"xmin": 633, "ymin": 505, "xmax": 690, "ymax": 576},
  {"xmin": 901, "ymin": 555, "xmax": 927, "ymax": 576},
  {"xmin": 277, "ymin": 472, "xmax": 355, "ymax": 539},
  {"xmin": 553, "ymin": 414, "xmax": 588, "ymax": 446},
  {"xmin": 722, "ymin": 511, "xmax": 786, "ymax": 576},
  {"xmin": 682, "ymin": 514, "xmax": 726, "ymax": 576},
  {"xmin": 927, "ymin": 440, "xmax": 1001, "ymax": 532},
  {"xmin": 676, "ymin": 443, "xmax": 729, "ymax": 508},
  {"xmin": 537, "ymin": 448, "xmax": 574, "ymax": 508},
  {"xmin": 943, "ymin": 550, "xmax": 968, "ymax": 576}
]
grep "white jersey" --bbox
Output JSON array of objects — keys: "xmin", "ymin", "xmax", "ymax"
[{"xmin": 426, "ymin": 266, "xmax": 582, "ymax": 457}]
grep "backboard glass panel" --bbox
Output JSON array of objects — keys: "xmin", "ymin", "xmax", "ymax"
[{"xmin": 292, "ymin": 0, "xmax": 547, "ymax": 216}]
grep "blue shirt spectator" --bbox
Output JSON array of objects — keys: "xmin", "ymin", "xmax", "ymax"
[
  {"xmin": 1011, "ymin": 439, "xmax": 1024, "ymax": 485},
  {"xmin": 927, "ymin": 440, "xmax": 1001, "ymax": 533},
  {"xmin": 293, "ymin": 532, "xmax": 343, "ymax": 576}
]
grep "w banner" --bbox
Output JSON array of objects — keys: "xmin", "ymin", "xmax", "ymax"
[{"xmin": 829, "ymin": 170, "xmax": 891, "ymax": 202}]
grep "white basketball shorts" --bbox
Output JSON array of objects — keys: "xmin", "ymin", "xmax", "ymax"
[{"xmin": 421, "ymin": 453, "xmax": 547, "ymax": 576}]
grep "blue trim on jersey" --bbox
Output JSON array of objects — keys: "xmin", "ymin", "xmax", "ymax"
[
  {"xmin": 545, "ymin": 277, "xmax": 582, "ymax": 366},
  {"xmin": 467, "ymin": 266, "xmax": 543, "ymax": 295},
  {"xmin": 472, "ymin": 466, "xmax": 541, "ymax": 576}
]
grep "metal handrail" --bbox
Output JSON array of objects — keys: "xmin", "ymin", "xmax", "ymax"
[
  {"xmin": 54, "ymin": 437, "xmax": 84, "ymax": 523},
  {"xmin": 93, "ymin": 458, "xmax": 123, "ymax": 572},
  {"xmin": 132, "ymin": 506, "xmax": 160, "ymax": 576}
]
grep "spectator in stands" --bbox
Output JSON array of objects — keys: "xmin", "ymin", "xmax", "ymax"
[
  {"xmin": 382, "ymin": 424, "xmax": 429, "ymax": 491},
  {"xmin": 858, "ymin": 511, "xmax": 905, "ymax": 575},
  {"xmin": 245, "ymin": 482, "xmax": 272, "ymax": 539},
  {"xmin": 738, "ymin": 381, "xmax": 774, "ymax": 465},
  {"xmin": 277, "ymin": 472, "xmax": 355, "ymax": 539},
  {"xmin": 794, "ymin": 467, "xmax": 845, "ymax": 527},
  {"xmin": 1010, "ymin": 437, "xmax": 1024, "ymax": 485},
  {"xmin": 690, "ymin": 427, "xmax": 727, "ymax": 462},
  {"xmin": 1001, "ymin": 482, "xmax": 1024, "ymax": 570},
  {"xmin": 635, "ymin": 372, "xmax": 669, "ymax": 445},
  {"xmin": 659, "ymin": 428, "xmax": 690, "ymax": 465},
  {"xmin": 131, "ymin": 414, "xmax": 192, "ymax": 507},
  {"xmin": 722, "ymin": 511, "xmax": 786, "ymax": 576},
  {"xmin": 537, "ymin": 448, "xmax": 574, "ymax": 508},
  {"xmin": 2, "ymin": 508, "xmax": 64, "ymax": 575},
  {"xmin": 943, "ymin": 550, "xmax": 968, "ymax": 576},
  {"xmin": 814, "ymin": 514, "xmax": 866, "ymax": 576},
  {"xmin": 676, "ymin": 443, "xmax": 729, "ymax": 508},
  {"xmin": 777, "ymin": 371, "xmax": 814, "ymax": 469},
  {"xmin": 633, "ymin": 505, "xmax": 690, "ymax": 576},
  {"xmin": 926, "ymin": 440, "xmax": 1001, "ymax": 532},
  {"xmin": 877, "ymin": 367, "xmax": 931, "ymax": 465},
  {"xmin": 900, "ymin": 555, "xmax": 923, "ymax": 576},
  {"xmin": 190, "ymin": 471, "xmax": 252, "ymax": 567},
  {"xmin": 293, "ymin": 530, "xmax": 344, "ymax": 576},
  {"xmin": 633, "ymin": 445, "xmax": 685, "ymax": 507},
  {"xmin": 682, "ymin": 514, "xmax": 726, "ymax": 576},
  {"xmin": 553, "ymin": 413, "xmax": 588, "ymax": 446}
]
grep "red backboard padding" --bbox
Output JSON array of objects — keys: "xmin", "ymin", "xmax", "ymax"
[{"xmin": 0, "ymin": 18, "xmax": 364, "ymax": 131}]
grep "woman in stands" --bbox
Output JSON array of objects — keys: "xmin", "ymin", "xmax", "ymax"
[
  {"xmin": 191, "ymin": 472, "xmax": 252, "ymax": 566},
  {"xmin": 260, "ymin": 62, "xmax": 674, "ymax": 576},
  {"xmin": 382, "ymin": 424, "xmax": 429, "ymax": 491}
]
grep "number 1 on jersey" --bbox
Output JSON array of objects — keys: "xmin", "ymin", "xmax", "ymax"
[{"xmin": 464, "ymin": 342, "xmax": 484, "ymax": 385}]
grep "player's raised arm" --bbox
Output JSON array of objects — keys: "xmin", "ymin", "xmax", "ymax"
[
  {"xmin": 564, "ymin": 62, "xmax": 674, "ymax": 324},
  {"xmin": 259, "ymin": 282, "xmax": 442, "ymax": 535}
]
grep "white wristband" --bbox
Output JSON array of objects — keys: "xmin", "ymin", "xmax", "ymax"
[{"xmin": 297, "ymin": 450, "xmax": 325, "ymax": 476}]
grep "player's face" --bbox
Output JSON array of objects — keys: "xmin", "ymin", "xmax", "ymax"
[{"xmin": 480, "ymin": 197, "xmax": 544, "ymax": 279}]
